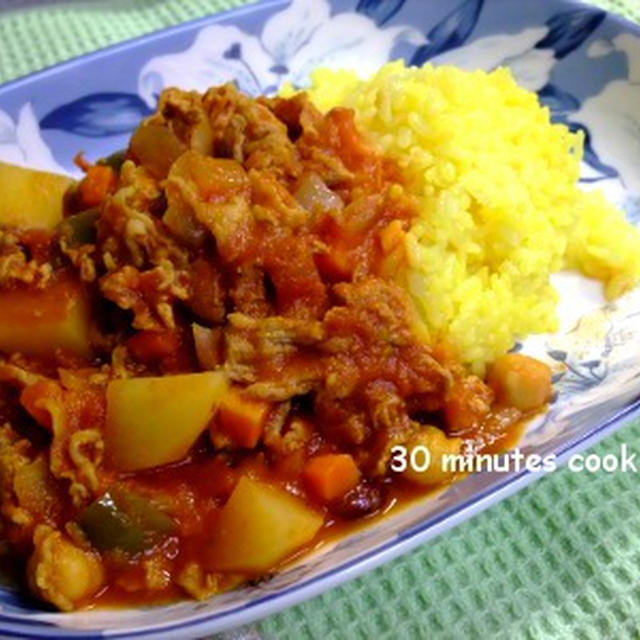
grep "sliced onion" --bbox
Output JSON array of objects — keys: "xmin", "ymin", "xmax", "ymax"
[
  {"xmin": 163, "ymin": 196, "xmax": 207, "ymax": 248},
  {"xmin": 129, "ymin": 125, "xmax": 186, "ymax": 179},
  {"xmin": 192, "ymin": 324, "xmax": 221, "ymax": 371},
  {"xmin": 342, "ymin": 195, "xmax": 382, "ymax": 237},
  {"xmin": 294, "ymin": 172, "xmax": 344, "ymax": 215}
]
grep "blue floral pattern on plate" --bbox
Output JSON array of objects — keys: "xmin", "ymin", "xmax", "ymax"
[
  {"xmin": 0, "ymin": 0, "xmax": 639, "ymax": 637},
  {"xmin": 40, "ymin": 93, "xmax": 153, "ymax": 138}
]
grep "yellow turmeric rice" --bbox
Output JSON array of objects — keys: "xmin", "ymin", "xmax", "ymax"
[{"xmin": 299, "ymin": 61, "xmax": 640, "ymax": 372}]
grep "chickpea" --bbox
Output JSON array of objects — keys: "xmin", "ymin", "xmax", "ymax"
[
  {"xmin": 487, "ymin": 353, "xmax": 552, "ymax": 412},
  {"xmin": 27, "ymin": 525, "xmax": 104, "ymax": 611},
  {"xmin": 402, "ymin": 426, "xmax": 463, "ymax": 487}
]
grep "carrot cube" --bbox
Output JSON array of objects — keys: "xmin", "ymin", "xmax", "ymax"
[
  {"xmin": 302, "ymin": 453, "xmax": 361, "ymax": 503},
  {"xmin": 213, "ymin": 388, "xmax": 271, "ymax": 449},
  {"xmin": 77, "ymin": 165, "xmax": 116, "ymax": 208}
]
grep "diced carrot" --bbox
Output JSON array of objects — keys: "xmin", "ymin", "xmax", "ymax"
[
  {"xmin": 126, "ymin": 330, "xmax": 181, "ymax": 363},
  {"xmin": 302, "ymin": 453, "xmax": 361, "ymax": 503},
  {"xmin": 213, "ymin": 388, "xmax": 271, "ymax": 449},
  {"xmin": 77, "ymin": 165, "xmax": 117, "ymax": 208},
  {"xmin": 20, "ymin": 380, "xmax": 63, "ymax": 430}
]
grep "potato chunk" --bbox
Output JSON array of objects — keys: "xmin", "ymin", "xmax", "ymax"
[
  {"xmin": 207, "ymin": 477, "xmax": 323, "ymax": 573},
  {"xmin": 105, "ymin": 371, "xmax": 228, "ymax": 471},
  {"xmin": 0, "ymin": 275, "xmax": 91, "ymax": 358},
  {"xmin": 0, "ymin": 161, "xmax": 74, "ymax": 229}
]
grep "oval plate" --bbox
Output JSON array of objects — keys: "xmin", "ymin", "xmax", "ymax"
[{"xmin": 1, "ymin": 0, "xmax": 640, "ymax": 637}]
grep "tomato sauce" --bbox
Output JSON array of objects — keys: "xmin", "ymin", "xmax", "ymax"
[{"xmin": 0, "ymin": 83, "xmax": 551, "ymax": 611}]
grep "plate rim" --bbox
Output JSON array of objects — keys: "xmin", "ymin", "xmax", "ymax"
[{"xmin": 0, "ymin": 0, "xmax": 286, "ymax": 96}]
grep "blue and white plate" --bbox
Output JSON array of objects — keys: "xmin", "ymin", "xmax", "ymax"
[{"xmin": 1, "ymin": 0, "xmax": 640, "ymax": 637}]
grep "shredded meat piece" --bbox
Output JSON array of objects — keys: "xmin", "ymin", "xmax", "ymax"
[
  {"xmin": 226, "ymin": 313, "xmax": 325, "ymax": 353},
  {"xmin": 364, "ymin": 382, "xmax": 417, "ymax": 474},
  {"xmin": 98, "ymin": 162, "xmax": 187, "ymax": 271},
  {"xmin": 312, "ymin": 279, "xmax": 449, "ymax": 470},
  {"xmin": 204, "ymin": 84, "xmax": 302, "ymax": 179},
  {"xmin": 267, "ymin": 94, "xmax": 353, "ymax": 186},
  {"xmin": 265, "ymin": 92, "xmax": 323, "ymax": 142},
  {"xmin": 0, "ymin": 229, "xmax": 53, "ymax": 288},
  {"xmin": 26, "ymin": 381, "xmax": 108, "ymax": 508},
  {"xmin": 60, "ymin": 238, "xmax": 98, "ymax": 283},
  {"xmin": 67, "ymin": 429, "xmax": 104, "ymax": 496},
  {"xmin": 100, "ymin": 262, "xmax": 190, "ymax": 331},
  {"xmin": 0, "ymin": 361, "xmax": 46, "ymax": 388},
  {"xmin": 0, "ymin": 424, "xmax": 66, "ymax": 550},
  {"xmin": 322, "ymin": 278, "xmax": 450, "ymax": 397},
  {"xmin": 244, "ymin": 376, "xmax": 320, "ymax": 402},
  {"xmin": 229, "ymin": 264, "xmax": 272, "ymax": 318},
  {"xmin": 27, "ymin": 524, "xmax": 104, "ymax": 611},
  {"xmin": 147, "ymin": 88, "xmax": 213, "ymax": 154},
  {"xmin": 164, "ymin": 151, "xmax": 254, "ymax": 264},
  {"xmin": 262, "ymin": 402, "xmax": 305, "ymax": 454},
  {"xmin": 0, "ymin": 424, "xmax": 35, "ymax": 529},
  {"xmin": 175, "ymin": 562, "xmax": 224, "ymax": 600},
  {"xmin": 224, "ymin": 313, "xmax": 324, "ymax": 399},
  {"xmin": 249, "ymin": 170, "xmax": 309, "ymax": 228},
  {"xmin": 314, "ymin": 391, "xmax": 369, "ymax": 446}
]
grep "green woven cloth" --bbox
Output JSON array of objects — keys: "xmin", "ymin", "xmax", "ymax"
[{"xmin": 1, "ymin": 1, "xmax": 640, "ymax": 638}]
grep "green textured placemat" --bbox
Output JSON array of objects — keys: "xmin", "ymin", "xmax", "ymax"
[{"xmin": 1, "ymin": 2, "xmax": 640, "ymax": 639}]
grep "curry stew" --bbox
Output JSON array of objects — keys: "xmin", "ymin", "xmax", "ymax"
[{"xmin": 0, "ymin": 85, "xmax": 550, "ymax": 610}]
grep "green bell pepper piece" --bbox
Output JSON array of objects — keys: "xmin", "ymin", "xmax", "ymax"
[
  {"xmin": 58, "ymin": 208, "xmax": 100, "ymax": 246},
  {"xmin": 79, "ymin": 487, "xmax": 177, "ymax": 554}
]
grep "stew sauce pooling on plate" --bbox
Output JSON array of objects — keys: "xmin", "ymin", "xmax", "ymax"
[{"xmin": 0, "ymin": 84, "xmax": 551, "ymax": 610}]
